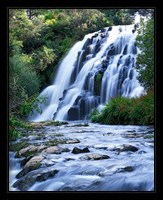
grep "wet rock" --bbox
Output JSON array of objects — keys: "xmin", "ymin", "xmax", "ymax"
[
  {"xmin": 95, "ymin": 146, "xmax": 108, "ymax": 150},
  {"xmin": 72, "ymin": 147, "xmax": 90, "ymax": 154},
  {"xmin": 100, "ymin": 28, "xmax": 106, "ymax": 33},
  {"xmin": 68, "ymin": 106, "xmax": 79, "ymax": 120},
  {"xmin": 36, "ymin": 170, "xmax": 58, "ymax": 181},
  {"xmin": 16, "ymin": 155, "xmax": 44, "ymax": 178},
  {"xmin": 113, "ymin": 144, "xmax": 138, "ymax": 152},
  {"xmin": 17, "ymin": 145, "xmax": 46, "ymax": 158},
  {"xmin": 138, "ymin": 150, "xmax": 146, "ymax": 154},
  {"xmin": 123, "ymin": 44, "xmax": 128, "ymax": 54},
  {"xmin": 13, "ymin": 167, "xmax": 59, "ymax": 191},
  {"xmin": 17, "ymin": 145, "xmax": 37, "ymax": 157},
  {"xmin": 20, "ymin": 155, "xmax": 33, "ymax": 167},
  {"xmin": 43, "ymin": 146, "xmax": 69, "ymax": 154},
  {"xmin": 107, "ymin": 46, "xmax": 115, "ymax": 58},
  {"xmin": 116, "ymin": 166, "xmax": 135, "ymax": 173},
  {"xmin": 80, "ymin": 153, "xmax": 110, "ymax": 160},
  {"xmin": 41, "ymin": 159, "xmax": 56, "ymax": 167},
  {"xmin": 66, "ymin": 139, "xmax": 80, "ymax": 144},
  {"xmin": 29, "ymin": 122, "xmax": 44, "ymax": 129},
  {"xmin": 122, "ymin": 133, "xmax": 144, "ymax": 138},
  {"xmin": 108, "ymin": 27, "xmax": 112, "ymax": 31},
  {"xmin": 65, "ymin": 158, "xmax": 75, "ymax": 161}
]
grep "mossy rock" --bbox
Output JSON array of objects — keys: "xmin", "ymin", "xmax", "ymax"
[
  {"xmin": 9, "ymin": 141, "xmax": 29, "ymax": 152},
  {"xmin": 45, "ymin": 138, "xmax": 67, "ymax": 146}
]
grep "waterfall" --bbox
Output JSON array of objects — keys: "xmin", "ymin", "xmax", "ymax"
[{"xmin": 29, "ymin": 25, "xmax": 144, "ymax": 122}]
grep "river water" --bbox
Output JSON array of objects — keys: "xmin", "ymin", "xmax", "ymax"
[{"xmin": 9, "ymin": 122, "xmax": 154, "ymax": 191}]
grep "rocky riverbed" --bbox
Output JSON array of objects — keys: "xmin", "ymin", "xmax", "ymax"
[{"xmin": 9, "ymin": 121, "xmax": 154, "ymax": 191}]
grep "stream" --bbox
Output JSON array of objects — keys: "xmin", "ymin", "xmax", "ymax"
[{"xmin": 9, "ymin": 122, "xmax": 154, "ymax": 191}]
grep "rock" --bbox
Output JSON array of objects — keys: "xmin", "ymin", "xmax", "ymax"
[
  {"xmin": 100, "ymin": 28, "xmax": 106, "ymax": 32},
  {"xmin": 68, "ymin": 106, "xmax": 79, "ymax": 120},
  {"xmin": 43, "ymin": 146, "xmax": 69, "ymax": 154},
  {"xmin": 138, "ymin": 150, "xmax": 146, "ymax": 154},
  {"xmin": 66, "ymin": 139, "xmax": 80, "ymax": 144},
  {"xmin": 36, "ymin": 170, "xmax": 58, "ymax": 181},
  {"xmin": 72, "ymin": 147, "xmax": 90, "ymax": 154},
  {"xmin": 41, "ymin": 159, "xmax": 55, "ymax": 167},
  {"xmin": 24, "ymin": 155, "xmax": 44, "ymax": 168},
  {"xmin": 65, "ymin": 158, "xmax": 75, "ymax": 161},
  {"xmin": 17, "ymin": 145, "xmax": 46, "ymax": 158},
  {"xmin": 13, "ymin": 167, "xmax": 59, "ymax": 191},
  {"xmin": 18, "ymin": 145, "xmax": 38, "ymax": 157},
  {"xmin": 116, "ymin": 166, "xmax": 135, "ymax": 173},
  {"xmin": 80, "ymin": 153, "xmax": 110, "ymax": 160},
  {"xmin": 20, "ymin": 155, "xmax": 33, "ymax": 167},
  {"xmin": 29, "ymin": 122, "xmax": 44, "ymax": 129},
  {"xmin": 108, "ymin": 27, "xmax": 112, "ymax": 31},
  {"xmin": 113, "ymin": 144, "xmax": 138, "ymax": 153},
  {"xmin": 16, "ymin": 155, "xmax": 44, "ymax": 178},
  {"xmin": 107, "ymin": 46, "xmax": 115, "ymax": 58}
]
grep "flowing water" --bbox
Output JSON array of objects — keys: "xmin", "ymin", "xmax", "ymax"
[
  {"xmin": 28, "ymin": 25, "xmax": 144, "ymax": 122},
  {"xmin": 9, "ymin": 122, "xmax": 154, "ymax": 191}
]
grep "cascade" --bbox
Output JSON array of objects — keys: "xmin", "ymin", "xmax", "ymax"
[{"xmin": 29, "ymin": 25, "xmax": 144, "ymax": 122}]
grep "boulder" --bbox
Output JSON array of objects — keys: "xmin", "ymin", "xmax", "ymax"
[
  {"xmin": 16, "ymin": 155, "xmax": 44, "ymax": 178},
  {"xmin": 43, "ymin": 146, "xmax": 69, "ymax": 154},
  {"xmin": 67, "ymin": 106, "xmax": 79, "ymax": 120},
  {"xmin": 13, "ymin": 167, "xmax": 59, "ymax": 191},
  {"xmin": 72, "ymin": 147, "xmax": 90, "ymax": 154},
  {"xmin": 113, "ymin": 144, "xmax": 138, "ymax": 153},
  {"xmin": 17, "ymin": 145, "xmax": 46, "ymax": 158}
]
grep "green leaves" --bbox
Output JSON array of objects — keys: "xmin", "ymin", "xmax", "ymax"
[
  {"xmin": 136, "ymin": 18, "xmax": 154, "ymax": 91},
  {"xmin": 91, "ymin": 91, "xmax": 154, "ymax": 125}
]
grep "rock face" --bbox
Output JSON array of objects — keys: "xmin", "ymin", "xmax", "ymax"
[
  {"xmin": 72, "ymin": 147, "xmax": 90, "ymax": 154},
  {"xmin": 80, "ymin": 153, "xmax": 110, "ymax": 160}
]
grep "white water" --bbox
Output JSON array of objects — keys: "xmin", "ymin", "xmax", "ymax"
[
  {"xmin": 9, "ymin": 123, "xmax": 154, "ymax": 191},
  {"xmin": 29, "ymin": 25, "xmax": 144, "ymax": 122}
]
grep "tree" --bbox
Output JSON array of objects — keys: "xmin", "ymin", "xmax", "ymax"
[{"xmin": 136, "ymin": 18, "xmax": 154, "ymax": 91}]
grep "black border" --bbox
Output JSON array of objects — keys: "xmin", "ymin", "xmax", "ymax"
[{"xmin": 1, "ymin": 0, "xmax": 161, "ymax": 199}]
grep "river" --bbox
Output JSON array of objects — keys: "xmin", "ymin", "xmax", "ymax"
[{"xmin": 9, "ymin": 122, "xmax": 154, "ymax": 191}]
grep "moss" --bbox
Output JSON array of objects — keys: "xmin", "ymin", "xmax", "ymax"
[
  {"xmin": 45, "ymin": 138, "xmax": 67, "ymax": 146},
  {"xmin": 94, "ymin": 72, "xmax": 103, "ymax": 96},
  {"xmin": 9, "ymin": 141, "xmax": 29, "ymax": 152},
  {"xmin": 15, "ymin": 149, "xmax": 38, "ymax": 158},
  {"xmin": 144, "ymin": 134, "xmax": 154, "ymax": 139},
  {"xmin": 29, "ymin": 121, "xmax": 68, "ymax": 128}
]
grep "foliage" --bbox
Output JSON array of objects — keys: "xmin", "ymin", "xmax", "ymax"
[
  {"xmin": 136, "ymin": 18, "xmax": 154, "ymax": 91},
  {"xmin": 91, "ymin": 90, "xmax": 154, "ymax": 125},
  {"xmin": 20, "ymin": 94, "xmax": 48, "ymax": 118},
  {"xmin": 99, "ymin": 9, "xmax": 134, "ymax": 25},
  {"xmin": 9, "ymin": 115, "xmax": 31, "ymax": 141},
  {"xmin": 9, "ymin": 8, "xmax": 154, "ymax": 127}
]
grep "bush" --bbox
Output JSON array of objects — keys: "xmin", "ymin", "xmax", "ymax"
[
  {"xmin": 9, "ymin": 115, "xmax": 31, "ymax": 141},
  {"xmin": 90, "ymin": 91, "xmax": 154, "ymax": 125}
]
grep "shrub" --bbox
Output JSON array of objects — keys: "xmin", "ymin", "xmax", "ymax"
[{"xmin": 90, "ymin": 91, "xmax": 154, "ymax": 125}]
